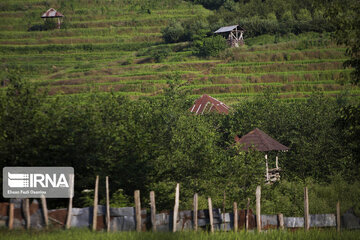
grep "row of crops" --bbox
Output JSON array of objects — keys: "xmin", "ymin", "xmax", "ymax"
[{"xmin": 1, "ymin": 0, "xmax": 359, "ymax": 103}]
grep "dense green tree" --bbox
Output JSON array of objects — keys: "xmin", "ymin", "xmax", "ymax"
[
  {"xmin": 195, "ymin": 35, "xmax": 228, "ymax": 57},
  {"xmin": 228, "ymin": 90, "xmax": 351, "ymax": 182},
  {"xmin": 1, "ymin": 75, "xmax": 359, "ymax": 210},
  {"xmin": 325, "ymin": 0, "xmax": 360, "ymax": 84},
  {"xmin": 335, "ymin": 104, "xmax": 360, "ymax": 179},
  {"xmin": 193, "ymin": 0, "xmax": 226, "ymax": 9},
  {"xmin": 161, "ymin": 21, "xmax": 185, "ymax": 43},
  {"xmin": 0, "ymin": 73, "xmax": 45, "ymax": 167},
  {"xmin": 296, "ymin": 8, "xmax": 312, "ymax": 22}
]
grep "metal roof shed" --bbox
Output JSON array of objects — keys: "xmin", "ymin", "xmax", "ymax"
[{"xmin": 214, "ymin": 25, "xmax": 245, "ymax": 47}]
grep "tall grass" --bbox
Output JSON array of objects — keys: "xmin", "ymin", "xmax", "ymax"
[{"xmin": 0, "ymin": 228, "xmax": 358, "ymax": 240}]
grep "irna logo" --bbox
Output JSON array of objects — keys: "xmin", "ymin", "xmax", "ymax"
[
  {"xmin": 8, "ymin": 172, "xmax": 69, "ymax": 188},
  {"xmin": 3, "ymin": 167, "xmax": 74, "ymax": 198}
]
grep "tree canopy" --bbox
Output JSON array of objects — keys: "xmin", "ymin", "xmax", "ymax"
[{"xmin": 0, "ymin": 75, "xmax": 359, "ymax": 211}]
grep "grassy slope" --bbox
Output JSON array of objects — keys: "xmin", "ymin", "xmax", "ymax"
[{"xmin": 0, "ymin": 0, "xmax": 359, "ymax": 104}]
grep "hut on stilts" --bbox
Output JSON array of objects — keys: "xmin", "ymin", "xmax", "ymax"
[
  {"xmin": 214, "ymin": 25, "xmax": 245, "ymax": 47},
  {"xmin": 235, "ymin": 128, "xmax": 290, "ymax": 184},
  {"xmin": 41, "ymin": 8, "xmax": 64, "ymax": 29}
]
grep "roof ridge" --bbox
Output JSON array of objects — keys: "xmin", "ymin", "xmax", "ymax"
[{"xmin": 208, "ymin": 95, "xmax": 228, "ymax": 107}]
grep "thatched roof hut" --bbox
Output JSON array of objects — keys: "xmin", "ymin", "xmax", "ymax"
[{"xmin": 41, "ymin": 8, "xmax": 64, "ymax": 29}]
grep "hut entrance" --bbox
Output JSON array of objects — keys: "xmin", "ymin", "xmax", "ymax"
[{"xmin": 214, "ymin": 25, "xmax": 245, "ymax": 47}]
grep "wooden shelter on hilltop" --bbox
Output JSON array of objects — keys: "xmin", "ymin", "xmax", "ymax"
[
  {"xmin": 214, "ymin": 25, "xmax": 245, "ymax": 47},
  {"xmin": 41, "ymin": 8, "xmax": 64, "ymax": 29},
  {"xmin": 189, "ymin": 94, "xmax": 230, "ymax": 115},
  {"xmin": 235, "ymin": 128, "xmax": 289, "ymax": 184}
]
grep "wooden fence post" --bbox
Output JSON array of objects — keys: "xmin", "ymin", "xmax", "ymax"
[
  {"xmin": 134, "ymin": 190, "xmax": 141, "ymax": 232},
  {"xmin": 246, "ymin": 198, "xmax": 250, "ymax": 231},
  {"xmin": 265, "ymin": 155, "xmax": 269, "ymax": 182},
  {"xmin": 223, "ymin": 191, "xmax": 226, "ymax": 231},
  {"xmin": 193, "ymin": 193, "xmax": 198, "ymax": 231},
  {"xmin": 23, "ymin": 198, "xmax": 30, "ymax": 230},
  {"xmin": 336, "ymin": 201, "xmax": 341, "ymax": 232},
  {"xmin": 66, "ymin": 174, "xmax": 74, "ymax": 229},
  {"xmin": 304, "ymin": 187, "xmax": 309, "ymax": 231},
  {"xmin": 150, "ymin": 191, "xmax": 156, "ymax": 232},
  {"xmin": 173, "ymin": 183, "xmax": 179, "ymax": 232},
  {"xmin": 233, "ymin": 202, "xmax": 238, "ymax": 232},
  {"xmin": 278, "ymin": 213, "xmax": 284, "ymax": 230},
  {"xmin": 256, "ymin": 186, "xmax": 261, "ymax": 232},
  {"xmin": 41, "ymin": 195, "xmax": 48, "ymax": 229},
  {"xmin": 106, "ymin": 176, "xmax": 110, "ymax": 232},
  {"xmin": 92, "ymin": 175, "xmax": 99, "ymax": 231},
  {"xmin": 8, "ymin": 203, "xmax": 14, "ymax": 230},
  {"xmin": 208, "ymin": 197, "xmax": 214, "ymax": 233}
]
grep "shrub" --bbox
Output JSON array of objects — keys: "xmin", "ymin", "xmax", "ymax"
[
  {"xmin": 281, "ymin": 10, "xmax": 294, "ymax": 21},
  {"xmin": 161, "ymin": 18, "xmax": 210, "ymax": 43},
  {"xmin": 79, "ymin": 189, "xmax": 94, "ymax": 207},
  {"xmin": 101, "ymin": 189, "xmax": 131, "ymax": 208},
  {"xmin": 150, "ymin": 47, "xmax": 171, "ymax": 63},
  {"xmin": 183, "ymin": 18, "xmax": 210, "ymax": 41},
  {"xmin": 296, "ymin": 9, "xmax": 312, "ymax": 22},
  {"xmin": 161, "ymin": 21, "xmax": 185, "ymax": 43},
  {"xmin": 121, "ymin": 57, "xmax": 134, "ymax": 65},
  {"xmin": 238, "ymin": 17, "xmax": 280, "ymax": 38},
  {"xmin": 196, "ymin": 35, "xmax": 228, "ymax": 57},
  {"xmin": 192, "ymin": 0, "xmax": 225, "ymax": 10}
]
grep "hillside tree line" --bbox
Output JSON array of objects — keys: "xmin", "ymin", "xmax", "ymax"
[{"xmin": 0, "ymin": 73, "xmax": 359, "ymax": 215}]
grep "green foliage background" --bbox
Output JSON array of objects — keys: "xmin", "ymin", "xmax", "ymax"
[{"xmin": 0, "ymin": 73, "xmax": 359, "ymax": 215}]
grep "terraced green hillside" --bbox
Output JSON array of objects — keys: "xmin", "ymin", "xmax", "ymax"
[{"xmin": 1, "ymin": 0, "xmax": 359, "ymax": 103}]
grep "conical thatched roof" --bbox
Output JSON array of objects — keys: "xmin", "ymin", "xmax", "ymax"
[
  {"xmin": 235, "ymin": 128, "xmax": 289, "ymax": 152},
  {"xmin": 41, "ymin": 8, "xmax": 64, "ymax": 18}
]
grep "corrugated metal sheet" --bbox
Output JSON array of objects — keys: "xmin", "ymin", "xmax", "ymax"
[
  {"xmin": 214, "ymin": 25, "xmax": 238, "ymax": 33},
  {"xmin": 189, "ymin": 94, "xmax": 230, "ymax": 115},
  {"xmin": 41, "ymin": 8, "xmax": 64, "ymax": 18},
  {"xmin": 235, "ymin": 128, "xmax": 290, "ymax": 152},
  {"xmin": 0, "ymin": 201, "xmax": 352, "ymax": 230}
]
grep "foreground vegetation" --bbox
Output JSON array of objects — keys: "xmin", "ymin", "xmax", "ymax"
[{"xmin": 0, "ymin": 228, "xmax": 359, "ymax": 240}]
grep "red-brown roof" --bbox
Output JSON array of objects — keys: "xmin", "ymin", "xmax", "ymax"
[
  {"xmin": 41, "ymin": 8, "xmax": 64, "ymax": 18},
  {"xmin": 235, "ymin": 128, "xmax": 289, "ymax": 152},
  {"xmin": 189, "ymin": 94, "xmax": 230, "ymax": 115}
]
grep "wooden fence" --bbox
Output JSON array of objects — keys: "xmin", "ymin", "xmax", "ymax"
[{"xmin": 1, "ymin": 176, "xmax": 354, "ymax": 232}]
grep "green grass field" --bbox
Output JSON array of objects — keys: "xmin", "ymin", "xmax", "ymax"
[
  {"xmin": 1, "ymin": 0, "xmax": 359, "ymax": 103},
  {"xmin": 0, "ymin": 228, "xmax": 359, "ymax": 240}
]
